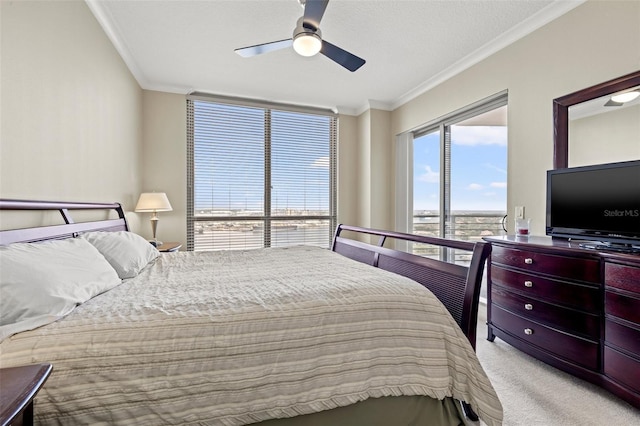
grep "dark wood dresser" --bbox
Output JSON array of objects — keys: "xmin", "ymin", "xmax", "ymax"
[{"xmin": 484, "ymin": 235, "xmax": 640, "ymax": 409}]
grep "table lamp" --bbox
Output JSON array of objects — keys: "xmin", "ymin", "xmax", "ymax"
[{"xmin": 135, "ymin": 192, "xmax": 173, "ymax": 247}]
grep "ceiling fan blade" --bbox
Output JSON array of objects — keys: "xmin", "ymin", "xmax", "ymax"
[
  {"xmin": 235, "ymin": 39, "xmax": 293, "ymax": 58},
  {"xmin": 303, "ymin": 0, "xmax": 329, "ymax": 30},
  {"xmin": 320, "ymin": 40, "xmax": 365, "ymax": 72}
]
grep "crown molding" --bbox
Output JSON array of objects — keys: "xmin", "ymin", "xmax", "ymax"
[
  {"xmin": 390, "ymin": 0, "xmax": 586, "ymax": 110},
  {"xmin": 85, "ymin": 0, "xmax": 150, "ymax": 89}
]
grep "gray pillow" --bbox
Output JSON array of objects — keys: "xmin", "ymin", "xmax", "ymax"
[
  {"xmin": 0, "ymin": 238, "xmax": 121, "ymax": 341},
  {"xmin": 81, "ymin": 231, "xmax": 159, "ymax": 279}
]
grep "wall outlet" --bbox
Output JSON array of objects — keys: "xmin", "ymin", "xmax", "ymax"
[{"xmin": 515, "ymin": 206, "xmax": 525, "ymax": 220}]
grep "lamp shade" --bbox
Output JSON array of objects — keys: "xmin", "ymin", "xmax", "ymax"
[{"xmin": 135, "ymin": 192, "xmax": 173, "ymax": 212}]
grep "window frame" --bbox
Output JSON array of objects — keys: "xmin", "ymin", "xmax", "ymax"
[
  {"xmin": 186, "ymin": 93, "xmax": 338, "ymax": 251},
  {"xmin": 396, "ymin": 91, "xmax": 508, "ymax": 259}
]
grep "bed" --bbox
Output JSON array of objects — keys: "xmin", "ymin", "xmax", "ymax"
[{"xmin": 0, "ymin": 199, "xmax": 502, "ymax": 426}]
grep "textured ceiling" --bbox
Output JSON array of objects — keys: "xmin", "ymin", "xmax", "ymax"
[{"xmin": 87, "ymin": 0, "xmax": 582, "ymax": 115}]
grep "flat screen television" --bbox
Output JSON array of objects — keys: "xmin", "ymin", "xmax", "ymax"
[{"xmin": 546, "ymin": 160, "xmax": 640, "ymax": 252}]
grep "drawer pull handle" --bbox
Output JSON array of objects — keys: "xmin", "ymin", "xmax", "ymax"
[
  {"xmin": 524, "ymin": 280, "xmax": 533, "ymax": 287},
  {"xmin": 524, "ymin": 258, "xmax": 533, "ymax": 265},
  {"xmin": 525, "ymin": 303, "xmax": 533, "ymax": 310},
  {"xmin": 524, "ymin": 328, "xmax": 534, "ymax": 335}
]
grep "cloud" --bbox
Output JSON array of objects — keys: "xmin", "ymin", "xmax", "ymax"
[
  {"xmin": 484, "ymin": 163, "xmax": 507, "ymax": 174},
  {"xmin": 490, "ymin": 181, "xmax": 507, "ymax": 188},
  {"xmin": 467, "ymin": 183, "xmax": 484, "ymax": 190},
  {"xmin": 452, "ymin": 126, "xmax": 507, "ymax": 146},
  {"xmin": 417, "ymin": 165, "xmax": 439, "ymax": 183}
]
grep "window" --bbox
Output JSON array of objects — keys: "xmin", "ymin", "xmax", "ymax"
[
  {"xmin": 398, "ymin": 92, "xmax": 508, "ymax": 262},
  {"xmin": 187, "ymin": 96, "xmax": 337, "ymax": 251}
]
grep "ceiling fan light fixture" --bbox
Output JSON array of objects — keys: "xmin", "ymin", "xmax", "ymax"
[
  {"xmin": 235, "ymin": 2, "xmax": 365, "ymax": 71},
  {"xmin": 611, "ymin": 90, "xmax": 640, "ymax": 104},
  {"xmin": 293, "ymin": 32, "xmax": 322, "ymax": 57}
]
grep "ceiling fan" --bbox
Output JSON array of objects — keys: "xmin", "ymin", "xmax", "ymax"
[{"xmin": 234, "ymin": 0, "xmax": 366, "ymax": 72}]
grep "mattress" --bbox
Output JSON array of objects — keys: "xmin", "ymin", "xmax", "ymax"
[{"xmin": 0, "ymin": 245, "xmax": 502, "ymax": 425}]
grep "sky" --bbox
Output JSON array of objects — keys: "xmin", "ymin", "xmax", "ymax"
[{"xmin": 413, "ymin": 125, "xmax": 507, "ymax": 212}]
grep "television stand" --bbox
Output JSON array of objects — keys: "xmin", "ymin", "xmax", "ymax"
[
  {"xmin": 576, "ymin": 241, "xmax": 640, "ymax": 254},
  {"xmin": 483, "ymin": 235, "xmax": 640, "ymax": 409}
]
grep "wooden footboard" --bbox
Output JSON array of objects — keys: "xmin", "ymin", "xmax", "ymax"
[{"xmin": 332, "ymin": 224, "xmax": 491, "ymax": 350}]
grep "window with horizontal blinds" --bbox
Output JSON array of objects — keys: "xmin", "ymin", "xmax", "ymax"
[{"xmin": 187, "ymin": 97, "xmax": 337, "ymax": 251}]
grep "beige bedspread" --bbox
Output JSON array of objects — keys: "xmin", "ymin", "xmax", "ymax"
[{"xmin": 0, "ymin": 245, "xmax": 502, "ymax": 425}]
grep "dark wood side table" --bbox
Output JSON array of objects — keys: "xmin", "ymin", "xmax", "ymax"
[
  {"xmin": 0, "ymin": 363, "xmax": 52, "ymax": 426},
  {"xmin": 156, "ymin": 242, "xmax": 182, "ymax": 252}
]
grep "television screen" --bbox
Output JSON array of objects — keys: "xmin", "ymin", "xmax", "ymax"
[{"xmin": 546, "ymin": 160, "xmax": 640, "ymax": 247}]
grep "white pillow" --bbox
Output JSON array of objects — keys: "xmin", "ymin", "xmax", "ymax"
[
  {"xmin": 0, "ymin": 238, "xmax": 122, "ymax": 341},
  {"xmin": 81, "ymin": 231, "xmax": 159, "ymax": 279}
]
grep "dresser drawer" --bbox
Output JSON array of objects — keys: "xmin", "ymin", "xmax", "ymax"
[
  {"xmin": 605, "ymin": 317, "xmax": 640, "ymax": 355},
  {"xmin": 604, "ymin": 345, "xmax": 640, "ymax": 392},
  {"xmin": 606, "ymin": 290, "xmax": 640, "ymax": 324},
  {"xmin": 492, "ymin": 285, "xmax": 600, "ymax": 339},
  {"xmin": 605, "ymin": 262, "xmax": 640, "ymax": 294},
  {"xmin": 491, "ymin": 246, "xmax": 600, "ymax": 283},
  {"xmin": 491, "ymin": 265, "xmax": 600, "ymax": 312},
  {"xmin": 490, "ymin": 305, "xmax": 599, "ymax": 370}
]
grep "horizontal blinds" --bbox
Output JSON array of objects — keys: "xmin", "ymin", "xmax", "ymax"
[
  {"xmin": 188, "ymin": 99, "xmax": 336, "ymax": 251},
  {"xmin": 271, "ymin": 110, "xmax": 331, "ymax": 215},
  {"xmin": 193, "ymin": 101, "xmax": 265, "ymax": 215}
]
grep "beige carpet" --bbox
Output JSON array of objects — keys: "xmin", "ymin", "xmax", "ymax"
[{"xmin": 475, "ymin": 303, "xmax": 640, "ymax": 426}]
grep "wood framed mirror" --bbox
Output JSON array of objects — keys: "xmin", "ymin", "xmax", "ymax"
[{"xmin": 553, "ymin": 70, "xmax": 640, "ymax": 169}]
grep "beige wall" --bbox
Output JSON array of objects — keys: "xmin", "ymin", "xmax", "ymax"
[
  {"xmin": 337, "ymin": 114, "xmax": 359, "ymax": 227},
  {"xmin": 367, "ymin": 109, "xmax": 393, "ymax": 230},
  {"xmin": 140, "ymin": 91, "xmax": 186, "ymax": 244},
  {"xmin": 356, "ymin": 110, "xmax": 372, "ymax": 227},
  {"xmin": 390, "ymin": 0, "xmax": 640, "ymax": 235},
  {"xmin": 348, "ymin": 108, "xmax": 394, "ymax": 242},
  {"xmin": 1, "ymin": 0, "xmax": 143, "ymax": 229},
  {"xmin": 569, "ymin": 104, "xmax": 640, "ymax": 167}
]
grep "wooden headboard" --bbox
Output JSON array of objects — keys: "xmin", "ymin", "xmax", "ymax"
[
  {"xmin": 0, "ymin": 199, "xmax": 129, "ymax": 245},
  {"xmin": 332, "ymin": 224, "xmax": 491, "ymax": 350}
]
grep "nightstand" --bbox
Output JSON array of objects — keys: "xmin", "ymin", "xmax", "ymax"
[
  {"xmin": 156, "ymin": 242, "xmax": 181, "ymax": 252},
  {"xmin": 0, "ymin": 363, "xmax": 52, "ymax": 426}
]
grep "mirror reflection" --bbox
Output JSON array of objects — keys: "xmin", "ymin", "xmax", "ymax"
[{"xmin": 568, "ymin": 85, "xmax": 640, "ymax": 167}]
